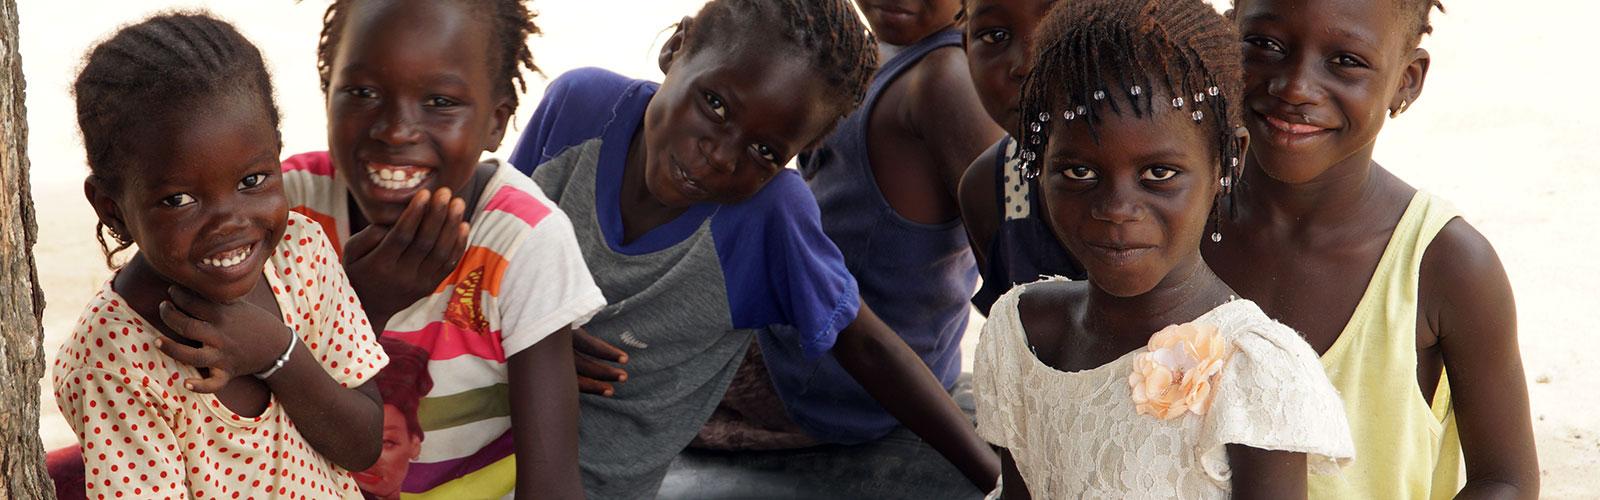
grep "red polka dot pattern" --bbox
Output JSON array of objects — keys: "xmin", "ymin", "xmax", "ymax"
[{"xmin": 52, "ymin": 212, "xmax": 387, "ymax": 499}]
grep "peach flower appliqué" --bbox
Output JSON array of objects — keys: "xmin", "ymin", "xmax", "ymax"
[{"xmin": 1127, "ymin": 321, "xmax": 1232, "ymax": 420}]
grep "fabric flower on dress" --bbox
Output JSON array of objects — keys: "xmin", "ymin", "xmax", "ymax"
[{"xmin": 1128, "ymin": 321, "xmax": 1232, "ymax": 420}]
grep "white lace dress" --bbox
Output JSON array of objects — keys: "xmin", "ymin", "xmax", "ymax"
[{"xmin": 975, "ymin": 283, "xmax": 1355, "ymax": 499}]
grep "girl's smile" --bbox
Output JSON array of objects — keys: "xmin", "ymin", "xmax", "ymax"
[
  {"xmin": 93, "ymin": 91, "xmax": 287, "ymax": 304},
  {"xmin": 1037, "ymin": 91, "xmax": 1223, "ymax": 298},
  {"xmin": 326, "ymin": 0, "xmax": 513, "ymax": 227}
]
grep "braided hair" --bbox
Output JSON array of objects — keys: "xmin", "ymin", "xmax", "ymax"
[
  {"xmin": 73, "ymin": 11, "xmax": 281, "ymax": 268},
  {"xmin": 1403, "ymin": 0, "xmax": 1446, "ymax": 45},
  {"xmin": 687, "ymin": 0, "xmax": 878, "ymax": 121},
  {"xmin": 317, "ymin": 0, "xmax": 540, "ymax": 109},
  {"xmin": 1017, "ymin": 0, "xmax": 1242, "ymax": 240}
]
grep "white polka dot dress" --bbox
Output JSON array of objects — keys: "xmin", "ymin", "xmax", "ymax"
[{"xmin": 52, "ymin": 212, "xmax": 387, "ymax": 499}]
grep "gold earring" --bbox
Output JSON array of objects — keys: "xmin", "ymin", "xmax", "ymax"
[{"xmin": 1390, "ymin": 98, "xmax": 1408, "ymax": 118}]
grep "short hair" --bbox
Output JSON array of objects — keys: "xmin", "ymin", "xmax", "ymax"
[
  {"xmin": 72, "ymin": 11, "xmax": 281, "ymax": 267},
  {"xmin": 687, "ymin": 0, "xmax": 879, "ymax": 120},
  {"xmin": 375, "ymin": 337, "xmax": 434, "ymax": 439},
  {"xmin": 316, "ymin": 0, "xmax": 541, "ymax": 109}
]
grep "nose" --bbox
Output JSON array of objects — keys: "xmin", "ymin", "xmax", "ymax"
[
  {"xmin": 697, "ymin": 135, "xmax": 739, "ymax": 175},
  {"xmin": 207, "ymin": 198, "xmax": 253, "ymax": 238},
  {"xmin": 1089, "ymin": 182, "xmax": 1144, "ymax": 224},
  {"xmin": 371, "ymin": 101, "xmax": 423, "ymax": 145},
  {"xmin": 1267, "ymin": 56, "xmax": 1324, "ymax": 106},
  {"xmin": 1007, "ymin": 44, "xmax": 1031, "ymax": 82}
]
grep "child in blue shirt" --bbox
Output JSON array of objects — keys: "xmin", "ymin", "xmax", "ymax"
[{"xmin": 509, "ymin": 1, "xmax": 998, "ymax": 497}]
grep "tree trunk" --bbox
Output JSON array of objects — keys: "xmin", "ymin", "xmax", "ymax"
[{"xmin": 0, "ymin": 0, "xmax": 56, "ymax": 497}]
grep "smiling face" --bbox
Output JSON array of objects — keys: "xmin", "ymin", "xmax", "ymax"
[
  {"xmin": 1037, "ymin": 96, "xmax": 1221, "ymax": 297},
  {"xmin": 93, "ymin": 91, "xmax": 288, "ymax": 304},
  {"xmin": 325, "ymin": 0, "xmax": 513, "ymax": 226},
  {"xmin": 856, "ymin": 0, "xmax": 963, "ymax": 45},
  {"xmin": 965, "ymin": 0, "xmax": 1056, "ymax": 135},
  {"xmin": 1234, "ymin": 0, "xmax": 1427, "ymax": 184},
  {"xmin": 641, "ymin": 37, "xmax": 840, "ymax": 208}
]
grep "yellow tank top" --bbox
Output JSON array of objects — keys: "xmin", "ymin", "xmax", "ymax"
[{"xmin": 1310, "ymin": 191, "xmax": 1463, "ymax": 499}]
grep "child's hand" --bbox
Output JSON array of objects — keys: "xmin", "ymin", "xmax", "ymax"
[
  {"xmin": 574, "ymin": 328, "xmax": 628, "ymax": 397},
  {"xmin": 343, "ymin": 188, "xmax": 470, "ymax": 325},
  {"xmin": 156, "ymin": 286, "xmax": 294, "ymax": 392}
]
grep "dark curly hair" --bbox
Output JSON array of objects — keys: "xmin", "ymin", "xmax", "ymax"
[
  {"xmin": 316, "ymin": 0, "xmax": 541, "ymax": 109},
  {"xmin": 1017, "ymin": 0, "xmax": 1243, "ymax": 239},
  {"xmin": 687, "ymin": 0, "xmax": 879, "ymax": 120},
  {"xmin": 73, "ymin": 11, "xmax": 281, "ymax": 267}
]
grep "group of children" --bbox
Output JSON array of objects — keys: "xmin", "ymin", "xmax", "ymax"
[{"xmin": 45, "ymin": 0, "xmax": 1537, "ymax": 498}]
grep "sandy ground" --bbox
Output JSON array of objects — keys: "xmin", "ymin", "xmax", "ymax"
[{"xmin": 15, "ymin": 1, "xmax": 1599, "ymax": 497}]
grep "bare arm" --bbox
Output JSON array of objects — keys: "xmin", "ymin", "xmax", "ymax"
[
  {"xmin": 1421, "ymin": 220, "xmax": 1538, "ymax": 499},
  {"xmin": 959, "ymin": 142, "xmax": 1003, "ymax": 272},
  {"xmin": 906, "ymin": 49, "xmax": 1006, "ymax": 202},
  {"xmin": 509, "ymin": 328, "xmax": 583, "ymax": 500},
  {"xmin": 831, "ymin": 301, "xmax": 1000, "ymax": 492},
  {"xmin": 1227, "ymin": 445, "xmax": 1307, "ymax": 499},
  {"xmin": 998, "ymin": 448, "xmax": 1031, "ymax": 499},
  {"xmin": 157, "ymin": 288, "xmax": 385, "ymax": 470}
]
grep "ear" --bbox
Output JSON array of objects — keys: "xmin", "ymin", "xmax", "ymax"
[
  {"xmin": 84, "ymin": 177, "xmax": 129, "ymax": 238},
  {"xmin": 659, "ymin": 17, "xmax": 693, "ymax": 75},
  {"xmin": 483, "ymin": 96, "xmax": 516, "ymax": 152},
  {"xmin": 408, "ymin": 434, "xmax": 422, "ymax": 460},
  {"xmin": 1390, "ymin": 48, "xmax": 1430, "ymax": 118}
]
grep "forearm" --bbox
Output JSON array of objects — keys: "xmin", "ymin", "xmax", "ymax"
[
  {"xmin": 264, "ymin": 340, "xmax": 384, "ymax": 470},
  {"xmin": 1455, "ymin": 479, "xmax": 1537, "ymax": 500},
  {"xmin": 832, "ymin": 306, "xmax": 999, "ymax": 491},
  {"xmin": 510, "ymin": 329, "xmax": 584, "ymax": 500}
]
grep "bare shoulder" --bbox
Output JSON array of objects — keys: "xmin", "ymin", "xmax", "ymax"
[
  {"xmin": 1419, "ymin": 216, "xmax": 1515, "ymax": 341},
  {"xmin": 1016, "ymin": 279, "xmax": 1086, "ymax": 348},
  {"xmin": 901, "ymin": 46, "xmax": 985, "ymax": 123}
]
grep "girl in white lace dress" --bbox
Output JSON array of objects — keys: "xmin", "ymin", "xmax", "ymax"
[{"xmin": 972, "ymin": 0, "xmax": 1355, "ymax": 498}]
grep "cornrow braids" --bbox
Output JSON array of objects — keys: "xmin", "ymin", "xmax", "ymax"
[
  {"xmin": 1017, "ymin": 0, "xmax": 1242, "ymax": 241},
  {"xmin": 317, "ymin": 0, "xmax": 540, "ymax": 108},
  {"xmin": 688, "ymin": 0, "xmax": 878, "ymax": 119},
  {"xmin": 73, "ymin": 11, "xmax": 281, "ymax": 267}
]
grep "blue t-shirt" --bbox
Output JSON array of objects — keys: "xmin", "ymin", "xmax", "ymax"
[{"xmin": 509, "ymin": 68, "xmax": 861, "ymax": 499}]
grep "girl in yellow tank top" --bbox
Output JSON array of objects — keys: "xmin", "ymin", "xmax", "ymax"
[{"xmin": 1205, "ymin": 0, "xmax": 1540, "ymax": 498}]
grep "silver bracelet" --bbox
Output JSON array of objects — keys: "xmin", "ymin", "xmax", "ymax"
[{"xmin": 253, "ymin": 328, "xmax": 298, "ymax": 380}]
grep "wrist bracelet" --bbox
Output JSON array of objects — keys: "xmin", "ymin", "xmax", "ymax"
[{"xmin": 254, "ymin": 328, "xmax": 298, "ymax": 380}]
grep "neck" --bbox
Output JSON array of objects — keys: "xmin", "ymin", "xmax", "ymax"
[
  {"xmin": 1238, "ymin": 144, "xmax": 1383, "ymax": 230},
  {"xmin": 618, "ymin": 124, "xmax": 686, "ymax": 226},
  {"xmin": 1083, "ymin": 253, "xmax": 1232, "ymax": 338}
]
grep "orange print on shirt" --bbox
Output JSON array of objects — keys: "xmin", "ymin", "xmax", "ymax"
[{"xmin": 439, "ymin": 245, "xmax": 508, "ymax": 333}]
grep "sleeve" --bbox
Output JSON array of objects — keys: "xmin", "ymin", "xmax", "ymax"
[
  {"xmin": 287, "ymin": 213, "xmax": 388, "ymax": 386},
  {"xmin": 974, "ymin": 288, "xmax": 1025, "ymax": 449},
  {"xmin": 55, "ymin": 367, "xmax": 186, "ymax": 497},
  {"xmin": 508, "ymin": 67, "xmax": 632, "ymax": 176},
  {"xmin": 497, "ymin": 208, "xmax": 608, "ymax": 357},
  {"xmin": 1196, "ymin": 320, "xmax": 1356, "ymax": 482},
  {"xmin": 716, "ymin": 172, "xmax": 859, "ymax": 361}
]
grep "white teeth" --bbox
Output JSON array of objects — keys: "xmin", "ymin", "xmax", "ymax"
[
  {"xmin": 201, "ymin": 245, "xmax": 251, "ymax": 269},
  {"xmin": 366, "ymin": 165, "xmax": 427, "ymax": 190}
]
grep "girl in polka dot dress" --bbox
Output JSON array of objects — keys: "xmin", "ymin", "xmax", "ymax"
[{"xmin": 52, "ymin": 12, "xmax": 387, "ymax": 499}]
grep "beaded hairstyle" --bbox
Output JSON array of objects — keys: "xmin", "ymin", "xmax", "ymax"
[
  {"xmin": 74, "ymin": 12, "xmax": 281, "ymax": 268},
  {"xmin": 1015, "ymin": 0, "xmax": 1242, "ymax": 241}
]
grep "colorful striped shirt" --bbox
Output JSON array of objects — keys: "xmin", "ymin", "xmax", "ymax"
[{"xmin": 282, "ymin": 152, "xmax": 606, "ymax": 499}]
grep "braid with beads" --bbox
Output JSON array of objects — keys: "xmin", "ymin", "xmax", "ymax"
[
  {"xmin": 688, "ymin": 0, "xmax": 878, "ymax": 122},
  {"xmin": 1017, "ymin": 0, "xmax": 1242, "ymax": 242},
  {"xmin": 317, "ymin": 0, "xmax": 541, "ymax": 109},
  {"xmin": 73, "ymin": 11, "xmax": 281, "ymax": 268}
]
